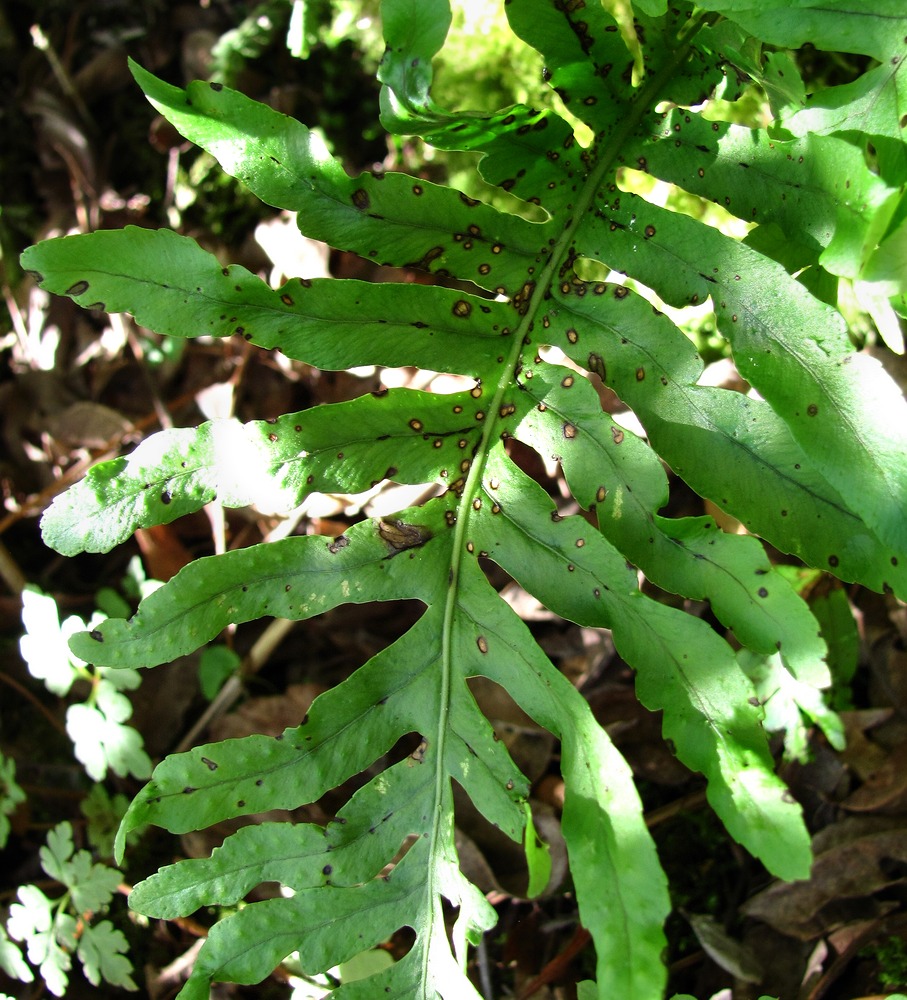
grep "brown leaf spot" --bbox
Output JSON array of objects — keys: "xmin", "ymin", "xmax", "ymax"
[
  {"xmin": 409, "ymin": 418, "xmax": 424, "ymax": 431},
  {"xmin": 378, "ymin": 519, "xmax": 432, "ymax": 554},
  {"xmin": 477, "ymin": 636, "xmax": 489, "ymax": 654},
  {"xmin": 452, "ymin": 299, "xmax": 472, "ymax": 318},
  {"xmin": 807, "ymin": 403, "xmax": 818, "ymax": 416},
  {"xmin": 611, "ymin": 427, "xmax": 624, "ymax": 444},
  {"xmin": 66, "ymin": 280, "xmax": 90, "ymax": 296},
  {"xmin": 352, "ymin": 188, "xmax": 370, "ymax": 210},
  {"xmin": 563, "ymin": 423, "xmax": 577, "ymax": 439},
  {"xmin": 328, "ymin": 535, "xmax": 350, "ymax": 554}
]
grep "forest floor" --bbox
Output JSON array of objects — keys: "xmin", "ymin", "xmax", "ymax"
[{"xmin": 2, "ymin": 3, "xmax": 907, "ymax": 999}]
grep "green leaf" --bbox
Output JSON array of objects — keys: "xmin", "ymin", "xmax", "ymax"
[
  {"xmin": 18, "ymin": 586, "xmax": 82, "ymax": 696},
  {"xmin": 574, "ymin": 197, "xmax": 907, "ymax": 558},
  {"xmin": 0, "ymin": 923, "xmax": 33, "ymax": 984},
  {"xmin": 544, "ymin": 276, "xmax": 907, "ymax": 597},
  {"xmin": 198, "ymin": 644, "xmax": 241, "ymax": 701},
  {"xmin": 41, "ymin": 389, "xmax": 492, "ymax": 556},
  {"xmin": 7, "ymin": 886, "xmax": 73, "ymax": 998},
  {"xmin": 699, "ymin": 1, "xmax": 907, "ymax": 62},
  {"xmin": 523, "ymin": 804, "xmax": 552, "ymax": 899},
  {"xmin": 810, "ymin": 586, "xmax": 860, "ymax": 695},
  {"xmin": 471, "ymin": 449, "xmax": 811, "ymax": 881},
  {"xmin": 80, "ymin": 784, "xmax": 132, "ymax": 858},
  {"xmin": 738, "ymin": 650, "xmax": 845, "ymax": 761},
  {"xmin": 633, "ymin": 119, "xmax": 893, "ymax": 278},
  {"xmin": 0, "ymin": 753, "xmax": 26, "ymax": 850},
  {"xmin": 21, "ymin": 1, "xmax": 905, "ymax": 995},
  {"xmin": 23, "ymin": 227, "xmax": 515, "ymax": 377},
  {"xmin": 126, "ymin": 59, "xmax": 544, "ymax": 295},
  {"xmin": 76, "ymin": 921, "xmax": 137, "ymax": 991},
  {"xmin": 512, "ymin": 364, "xmax": 829, "ymax": 686},
  {"xmin": 39, "ymin": 822, "xmax": 122, "ymax": 914},
  {"xmin": 66, "ymin": 684, "xmax": 152, "ymax": 782},
  {"xmin": 339, "ymin": 946, "xmax": 395, "ymax": 983},
  {"xmin": 379, "ymin": 0, "xmax": 578, "ymax": 214}
]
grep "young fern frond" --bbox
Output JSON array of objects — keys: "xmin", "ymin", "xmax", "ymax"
[{"xmin": 22, "ymin": 1, "xmax": 907, "ymax": 996}]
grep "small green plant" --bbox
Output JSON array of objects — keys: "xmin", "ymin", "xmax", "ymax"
[
  {"xmin": 18, "ymin": 586, "xmax": 152, "ymax": 783},
  {"xmin": 3, "ymin": 584, "xmax": 150, "ymax": 994},
  {"xmin": 864, "ymin": 936, "xmax": 907, "ymax": 990},
  {"xmin": 19, "ymin": 1, "xmax": 907, "ymax": 997},
  {"xmin": 5, "ymin": 822, "xmax": 136, "ymax": 995},
  {"xmin": 0, "ymin": 754, "xmax": 25, "ymax": 850}
]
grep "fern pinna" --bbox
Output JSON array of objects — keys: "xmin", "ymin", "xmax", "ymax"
[{"xmin": 22, "ymin": 1, "xmax": 907, "ymax": 997}]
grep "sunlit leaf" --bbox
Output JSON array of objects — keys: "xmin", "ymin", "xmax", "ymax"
[{"xmin": 19, "ymin": 1, "xmax": 906, "ymax": 996}]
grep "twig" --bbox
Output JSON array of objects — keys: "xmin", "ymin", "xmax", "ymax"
[
  {"xmin": 518, "ymin": 924, "xmax": 590, "ymax": 999},
  {"xmin": 477, "ymin": 932, "xmax": 495, "ymax": 1000},
  {"xmin": 123, "ymin": 318, "xmax": 173, "ymax": 430},
  {"xmin": 173, "ymin": 616, "xmax": 298, "ymax": 754},
  {"xmin": 0, "ymin": 671, "xmax": 68, "ymax": 737},
  {"xmin": 0, "ymin": 537, "xmax": 27, "ymax": 594},
  {"xmin": 29, "ymin": 24, "xmax": 93, "ymax": 126},
  {"xmin": 644, "ymin": 787, "xmax": 707, "ymax": 828}
]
